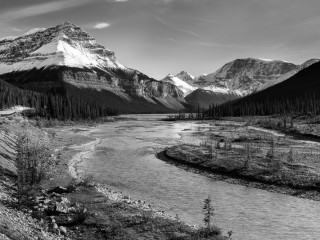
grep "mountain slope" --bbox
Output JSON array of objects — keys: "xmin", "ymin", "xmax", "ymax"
[
  {"xmin": 194, "ymin": 58, "xmax": 298, "ymax": 95},
  {"xmin": 0, "ymin": 22, "xmax": 186, "ymax": 113},
  {"xmin": 185, "ymin": 89, "xmax": 239, "ymax": 109}
]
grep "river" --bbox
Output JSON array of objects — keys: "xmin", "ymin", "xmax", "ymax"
[{"xmin": 77, "ymin": 114, "xmax": 320, "ymax": 240}]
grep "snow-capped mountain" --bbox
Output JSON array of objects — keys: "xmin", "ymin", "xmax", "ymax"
[
  {"xmin": 194, "ymin": 58, "xmax": 298, "ymax": 96},
  {"xmin": 0, "ymin": 21, "xmax": 125, "ymax": 74},
  {"xmin": 160, "ymin": 70, "xmax": 243, "ymax": 107},
  {"xmin": 0, "ymin": 22, "xmax": 186, "ymax": 113},
  {"xmin": 161, "ymin": 72, "xmax": 196, "ymax": 96},
  {"xmin": 164, "ymin": 58, "xmax": 308, "ymax": 108}
]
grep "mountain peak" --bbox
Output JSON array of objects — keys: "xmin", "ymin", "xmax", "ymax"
[
  {"xmin": 0, "ymin": 22, "xmax": 125, "ymax": 74},
  {"xmin": 176, "ymin": 71, "xmax": 195, "ymax": 80},
  {"xmin": 161, "ymin": 72, "xmax": 196, "ymax": 96},
  {"xmin": 59, "ymin": 21, "xmax": 78, "ymax": 28}
]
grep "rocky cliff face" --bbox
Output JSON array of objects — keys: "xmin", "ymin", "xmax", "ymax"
[
  {"xmin": 194, "ymin": 58, "xmax": 298, "ymax": 96},
  {"xmin": 0, "ymin": 22, "xmax": 186, "ymax": 113}
]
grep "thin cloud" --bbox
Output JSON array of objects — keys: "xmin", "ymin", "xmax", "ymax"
[
  {"xmin": 106, "ymin": 0, "xmax": 128, "ymax": 2},
  {"xmin": 162, "ymin": 0, "xmax": 173, "ymax": 4},
  {"xmin": 155, "ymin": 16, "xmax": 203, "ymax": 38},
  {"xmin": 94, "ymin": 22, "xmax": 111, "ymax": 29},
  {"xmin": 0, "ymin": 0, "xmax": 89, "ymax": 22},
  {"xmin": 11, "ymin": 28, "xmax": 23, "ymax": 32},
  {"xmin": 160, "ymin": 37, "xmax": 283, "ymax": 50}
]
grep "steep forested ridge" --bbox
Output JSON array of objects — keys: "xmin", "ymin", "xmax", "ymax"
[{"xmin": 210, "ymin": 61, "xmax": 320, "ymax": 117}]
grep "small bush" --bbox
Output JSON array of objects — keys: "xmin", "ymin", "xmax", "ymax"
[
  {"xmin": 196, "ymin": 226, "xmax": 222, "ymax": 237},
  {"xmin": 72, "ymin": 205, "xmax": 89, "ymax": 224},
  {"xmin": 66, "ymin": 178, "xmax": 78, "ymax": 193},
  {"xmin": 79, "ymin": 173, "xmax": 94, "ymax": 187},
  {"xmin": 287, "ymin": 148, "xmax": 294, "ymax": 163}
]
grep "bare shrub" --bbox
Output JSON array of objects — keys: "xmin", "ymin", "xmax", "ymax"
[
  {"xmin": 266, "ymin": 138, "xmax": 275, "ymax": 159},
  {"xmin": 17, "ymin": 130, "xmax": 56, "ymax": 197},
  {"xmin": 244, "ymin": 143, "xmax": 251, "ymax": 168},
  {"xmin": 287, "ymin": 148, "xmax": 294, "ymax": 163},
  {"xmin": 224, "ymin": 140, "xmax": 232, "ymax": 150}
]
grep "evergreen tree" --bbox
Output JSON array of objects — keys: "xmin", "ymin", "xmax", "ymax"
[{"xmin": 203, "ymin": 196, "xmax": 215, "ymax": 230}]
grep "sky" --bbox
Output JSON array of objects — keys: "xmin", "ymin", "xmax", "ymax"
[{"xmin": 1, "ymin": 0, "xmax": 320, "ymax": 79}]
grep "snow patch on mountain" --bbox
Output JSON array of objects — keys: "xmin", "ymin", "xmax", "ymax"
[
  {"xmin": 23, "ymin": 28, "xmax": 46, "ymax": 36},
  {"xmin": 255, "ymin": 58, "xmax": 289, "ymax": 63},
  {"xmin": 161, "ymin": 73, "xmax": 196, "ymax": 96},
  {"xmin": 0, "ymin": 36, "xmax": 18, "ymax": 41},
  {"xmin": 203, "ymin": 85, "xmax": 229, "ymax": 94},
  {"xmin": 256, "ymin": 58, "xmax": 275, "ymax": 62}
]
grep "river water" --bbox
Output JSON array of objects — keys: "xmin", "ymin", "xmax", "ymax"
[{"xmin": 77, "ymin": 114, "xmax": 320, "ymax": 240}]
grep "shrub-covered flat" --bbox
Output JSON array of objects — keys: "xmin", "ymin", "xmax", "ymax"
[{"xmin": 162, "ymin": 119, "xmax": 320, "ymax": 201}]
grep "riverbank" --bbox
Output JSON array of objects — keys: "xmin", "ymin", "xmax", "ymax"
[{"xmin": 45, "ymin": 124, "xmax": 228, "ymax": 240}]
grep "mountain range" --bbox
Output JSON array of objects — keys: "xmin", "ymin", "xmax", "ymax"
[
  {"xmin": 160, "ymin": 58, "xmax": 319, "ymax": 108},
  {"xmin": 0, "ymin": 21, "xmax": 319, "ymax": 114}
]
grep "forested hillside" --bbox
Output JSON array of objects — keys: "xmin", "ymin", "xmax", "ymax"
[{"xmin": 0, "ymin": 79, "xmax": 117, "ymax": 120}]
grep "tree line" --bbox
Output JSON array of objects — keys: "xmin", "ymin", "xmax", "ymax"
[
  {"xmin": 0, "ymin": 79, "xmax": 118, "ymax": 120},
  {"xmin": 210, "ymin": 91, "xmax": 320, "ymax": 117}
]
